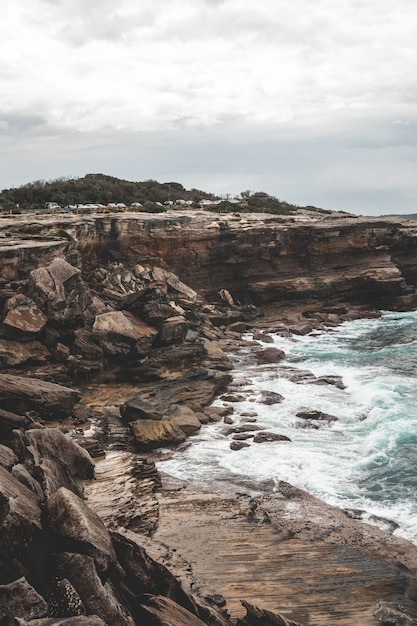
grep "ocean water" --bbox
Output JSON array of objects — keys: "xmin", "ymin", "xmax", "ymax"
[{"xmin": 159, "ymin": 311, "xmax": 417, "ymax": 544}]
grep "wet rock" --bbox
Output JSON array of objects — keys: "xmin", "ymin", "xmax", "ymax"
[
  {"xmin": 255, "ymin": 347, "xmax": 286, "ymax": 364},
  {"xmin": 252, "ymin": 330, "xmax": 274, "ymax": 343},
  {"xmin": 312, "ymin": 375, "xmax": 346, "ymax": 390},
  {"xmin": 2, "ymin": 294, "xmax": 47, "ymax": 336},
  {"xmin": 296, "ymin": 410, "xmax": 338, "ymax": 423},
  {"xmin": 253, "ymin": 432, "xmax": 291, "ymax": 444},
  {"xmin": 260, "ymin": 390, "xmax": 284, "ymax": 405},
  {"xmin": 0, "ymin": 374, "xmax": 80, "ymax": 421},
  {"xmin": 120, "ymin": 398, "xmax": 164, "ymax": 422},
  {"xmin": 47, "ymin": 487, "xmax": 117, "ymax": 575},
  {"xmin": 232, "ymin": 433, "xmax": 254, "ymax": 441},
  {"xmin": 0, "ymin": 577, "xmax": 48, "ymax": 625},
  {"xmin": 25, "ymin": 429, "xmax": 94, "ymax": 498},
  {"xmin": 225, "ymin": 424, "xmax": 264, "ymax": 434},
  {"xmin": 288, "ymin": 323, "xmax": 313, "ymax": 336},
  {"xmin": 221, "ymin": 394, "xmax": 246, "ymax": 402},
  {"xmin": 130, "ymin": 419, "xmax": 186, "ymax": 449},
  {"xmin": 230, "ymin": 441, "xmax": 251, "ymax": 451},
  {"xmin": 203, "ymin": 339, "xmax": 233, "ymax": 371}
]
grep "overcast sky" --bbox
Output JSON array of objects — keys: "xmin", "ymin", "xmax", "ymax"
[{"xmin": 1, "ymin": 0, "xmax": 417, "ymax": 215}]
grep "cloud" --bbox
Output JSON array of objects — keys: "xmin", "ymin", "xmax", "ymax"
[{"xmin": 1, "ymin": 0, "xmax": 417, "ymax": 213}]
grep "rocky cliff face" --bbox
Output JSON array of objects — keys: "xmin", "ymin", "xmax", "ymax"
[{"xmin": 2, "ymin": 211, "xmax": 417, "ymax": 310}]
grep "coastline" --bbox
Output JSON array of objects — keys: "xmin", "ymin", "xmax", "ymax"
[{"xmin": 94, "ymin": 302, "xmax": 417, "ymax": 625}]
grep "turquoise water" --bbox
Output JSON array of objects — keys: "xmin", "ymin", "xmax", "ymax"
[{"xmin": 160, "ymin": 311, "xmax": 417, "ymax": 543}]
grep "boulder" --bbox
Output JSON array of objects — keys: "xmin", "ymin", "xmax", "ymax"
[
  {"xmin": 0, "ymin": 465, "xmax": 42, "ymax": 562},
  {"xmin": 253, "ymin": 433, "xmax": 291, "ymax": 443},
  {"xmin": 53, "ymin": 553, "xmax": 134, "ymax": 626},
  {"xmin": 0, "ymin": 339, "xmax": 50, "ymax": 367},
  {"xmin": 236, "ymin": 600, "xmax": 303, "ymax": 626},
  {"xmin": 203, "ymin": 340, "xmax": 233, "ymax": 371},
  {"xmin": 0, "ymin": 374, "xmax": 80, "ymax": 421},
  {"xmin": 73, "ymin": 329, "xmax": 104, "ymax": 359},
  {"xmin": 156, "ymin": 316, "xmax": 189, "ymax": 346},
  {"xmin": 0, "ymin": 444, "xmax": 17, "ymax": 470},
  {"xmin": 47, "ymin": 488, "xmax": 116, "ymax": 575},
  {"xmin": 11, "ymin": 464, "xmax": 44, "ymax": 498},
  {"xmin": 374, "ymin": 600, "xmax": 417, "ymax": 625},
  {"xmin": 30, "ymin": 258, "xmax": 91, "ymax": 323},
  {"xmin": 2, "ymin": 294, "xmax": 47, "ymax": 335},
  {"xmin": 93, "ymin": 311, "xmax": 157, "ymax": 356},
  {"xmin": 168, "ymin": 405, "xmax": 202, "ymax": 435},
  {"xmin": 230, "ymin": 441, "xmax": 251, "ymax": 451},
  {"xmin": 130, "ymin": 419, "xmax": 186, "ymax": 449},
  {"xmin": 120, "ymin": 397, "xmax": 163, "ymax": 421},
  {"xmin": 138, "ymin": 595, "xmax": 207, "ymax": 626},
  {"xmin": 152, "ymin": 266, "xmax": 197, "ymax": 302},
  {"xmin": 0, "ymin": 577, "xmax": 48, "ymax": 626},
  {"xmin": 255, "ymin": 348, "xmax": 286, "ymax": 364},
  {"xmin": 25, "ymin": 429, "xmax": 94, "ymax": 498},
  {"xmin": 296, "ymin": 410, "xmax": 338, "ymax": 423},
  {"xmin": 260, "ymin": 391, "xmax": 284, "ymax": 405}
]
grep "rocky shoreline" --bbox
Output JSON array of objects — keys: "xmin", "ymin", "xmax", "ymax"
[{"xmin": 1, "ymin": 210, "xmax": 417, "ymax": 625}]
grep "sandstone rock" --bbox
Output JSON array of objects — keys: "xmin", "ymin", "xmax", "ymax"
[
  {"xmin": 0, "ymin": 374, "xmax": 80, "ymax": 421},
  {"xmin": 47, "ymin": 488, "xmax": 116, "ymax": 575},
  {"xmin": 30, "ymin": 258, "xmax": 91, "ymax": 323},
  {"xmin": 11, "ymin": 464, "xmax": 44, "ymax": 498},
  {"xmin": 0, "ymin": 339, "xmax": 50, "ymax": 367},
  {"xmin": 25, "ymin": 429, "xmax": 94, "ymax": 498},
  {"xmin": 0, "ymin": 443, "xmax": 17, "ymax": 470},
  {"xmin": 0, "ymin": 465, "xmax": 42, "ymax": 562},
  {"xmin": 253, "ymin": 432, "xmax": 291, "ymax": 443},
  {"xmin": 15, "ymin": 615, "xmax": 106, "ymax": 626},
  {"xmin": 112, "ymin": 532, "xmax": 197, "ymax": 612},
  {"xmin": 152, "ymin": 266, "xmax": 197, "ymax": 302},
  {"xmin": 227, "ymin": 321, "xmax": 248, "ymax": 333},
  {"xmin": 0, "ymin": 407, "xmax": 30, "ymax": 438},
  {"xmin": 16, "ymin": 617, "xmax": 106, "ymax": 625},
  {"xmin": 374, "ymin": 600, "xmax": 417, "ymax": 625},
  {"xmin": 138, "ymin": 594, "xmax": 207, "ymax": 626},
  {"xmin": 260, "ymin": 390, "xmax": 284, "ymax": 405},
  {"xmin": 53, "ymin": 552, "xmax": 134, "ymax": 626},
  {"xmin": 255, "ymin": 347, "xmax": 286, "ymax": 364},
  {"xmin": 0, "ymin": 577, "xmax": 48, "ymax": 625},
  {"xmin": 236, "ymin": 600, "xmax": 303, "ymax": 626},
  {"xmin": 131, "ymin": 419, "xmax": 186, "ymax": 449},
  {"xmin": 168, "ymin": 405, "xmax": 202, "ymax": 435},
  {"xmin": 120, "ymin": 397, "xmax": 163, "ymax": 421},
  {"xmin": 93, "ymin": 310, "xmax": 157, "ymax": 356},
  {"xmin": 221, "ymin": 393, "xmax": 246, "ymax": 402},
  {"xmin": 203, "ymin": 339, "xmax": 233, "ymax": 371},
  {"xmin": 156, "ymin": 315, "xmax": 189, "ymax": 346},
  {"xmin": 2, "ymin": 294, "xmax": 47, "ymax": 335},
  {"xmin": 73, "ymin": 329, "xmax": 104, "ymax": 359},
  {"xmin": 252, "ymin": 330, "xmax": 274, "ymax": 343}
]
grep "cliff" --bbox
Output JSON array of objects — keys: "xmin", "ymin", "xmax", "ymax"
[{"xmin": 2, "ymin": 211, "xmax": 417, "ymax": 311}]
